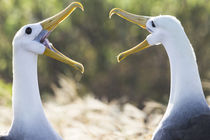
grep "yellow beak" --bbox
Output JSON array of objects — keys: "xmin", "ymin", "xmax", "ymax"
[
  {"xmin": 40, "ymin": 2, "xmax": 84, "ymax": 73},
  {"xmin": 116, "ymin": 39, "xmax": 150, "ymax": 62},
  {"xmin": 41, "ymin": 2, "xmax": 84, "ymax": 32},
  {"xmin": 109, "ymin": 8, "xmax": 151, "ymax": 62}
]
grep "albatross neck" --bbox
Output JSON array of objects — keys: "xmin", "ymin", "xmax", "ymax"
[
  {"xmin": 9, "ymin": 48, "xmax": 61, "ymax": 139},
  {"xmin": 162, "ymin": 31, "xmax": 208, "ymax": 112},
  {"xmin": 12, "ymin": 50, "xmax": 46, "ymax": 123}
]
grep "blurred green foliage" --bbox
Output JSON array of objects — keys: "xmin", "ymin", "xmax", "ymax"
[
  {"xmin": 0, "ymin": 0, "xmax": 210, "ymax": 107},
  {"xmin": 0, "ymin": 79, "xmax": 12, "ymax": 105}
]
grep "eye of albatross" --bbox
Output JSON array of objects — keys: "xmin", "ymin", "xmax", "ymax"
[
  {"xmin": 151, "ymin": 21, "xmax": 156, "ymax": 28},
  {"xmin": 25, "ymin": 27, "xmax": 32, "ymax": 35}
]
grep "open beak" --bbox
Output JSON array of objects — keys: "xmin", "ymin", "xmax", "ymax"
[
  {"xmin": 37, "ymin": 2, "xmax": 84, "ymax": 73},
  {"xmin": 109, "ymin": 8, "xmax": 151, "ymax": 62}
]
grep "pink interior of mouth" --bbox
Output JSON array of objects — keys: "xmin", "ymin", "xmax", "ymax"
[
  {"xmin": 40, "ymin": 31, "xmax": 56, "ymax": 52},
  {"xmin": 43, "ymin": 38, "xmax": 57, "ymax": 52},
  {"xmin": 43, "ymin": 38, "xmax": 56, "ymax": 53},
  {"xmin": 43, "ymin": 38, "xmax": 51, "ymax": 48}
]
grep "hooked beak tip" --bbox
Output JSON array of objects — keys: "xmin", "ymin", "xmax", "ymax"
[
  {"xmin": 40, "ymin": 2, "xmax": 84, "ymax": 31},
  {"xmin": 109, "ymin": 8, "xmax": 119, "ymax": 19},
  {"xmin": 74, "ymin": 63, "xmax": 84, "ymax": 74},
  {"xmin": 71, "ymin": 2, "xmax": 84, "ymax": 11},
  {"xmin": 117, "ymin": 53, "xmax": 125, "ymax": 63},
  {"xmin": 40, "ymin": 2, "xmax": 85, "ymax": 73}
]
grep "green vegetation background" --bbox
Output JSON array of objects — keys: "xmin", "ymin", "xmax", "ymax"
[{"xmin": 0, "ymin": 0, "xmax": 210, "ymax": 108}]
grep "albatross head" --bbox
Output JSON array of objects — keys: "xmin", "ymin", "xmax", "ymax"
[
  {"xmin": 109, "ymin": 8, "xmax": 184, "ymax": 62},
  {"xmin": 13, "ymin": 2, "xmax": 84, "ymax": 73}
]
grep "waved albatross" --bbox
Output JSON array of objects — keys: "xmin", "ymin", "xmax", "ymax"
[
  {"xmin": 0, "ymin": 2, "xmax": 84, "ymax": 140},
  {"xmin": 109, "ymin": 8, "xmax": 210, "ymax": 140}
]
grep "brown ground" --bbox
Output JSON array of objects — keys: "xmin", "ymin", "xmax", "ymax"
[{"xmin": 0, "ymin": 76, "xmax": 209, "ymax": 140}]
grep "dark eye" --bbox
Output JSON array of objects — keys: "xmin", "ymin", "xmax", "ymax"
[
  {"xmin": 25, "ymin": 27, "xmax": 32, "ymax": 34},
  {"xmin": 151, "ymin": 21, "xmax": 156, "ymax": 27}
]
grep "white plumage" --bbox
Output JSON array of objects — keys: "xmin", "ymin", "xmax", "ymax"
[
  {"xmin": 9, "ymin": 23, "xmax": 62, "ymax": 140},
  {"xmin": 147, "ymin": 16, "xmax": 210, "ymax": 140},
  {"xmin": 0, "ymin": 2, "xmax": 84, "ymax": 140},
  {"xmin": 110, "ymin": 9, "xmax": 210, "ymax": 140}
]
